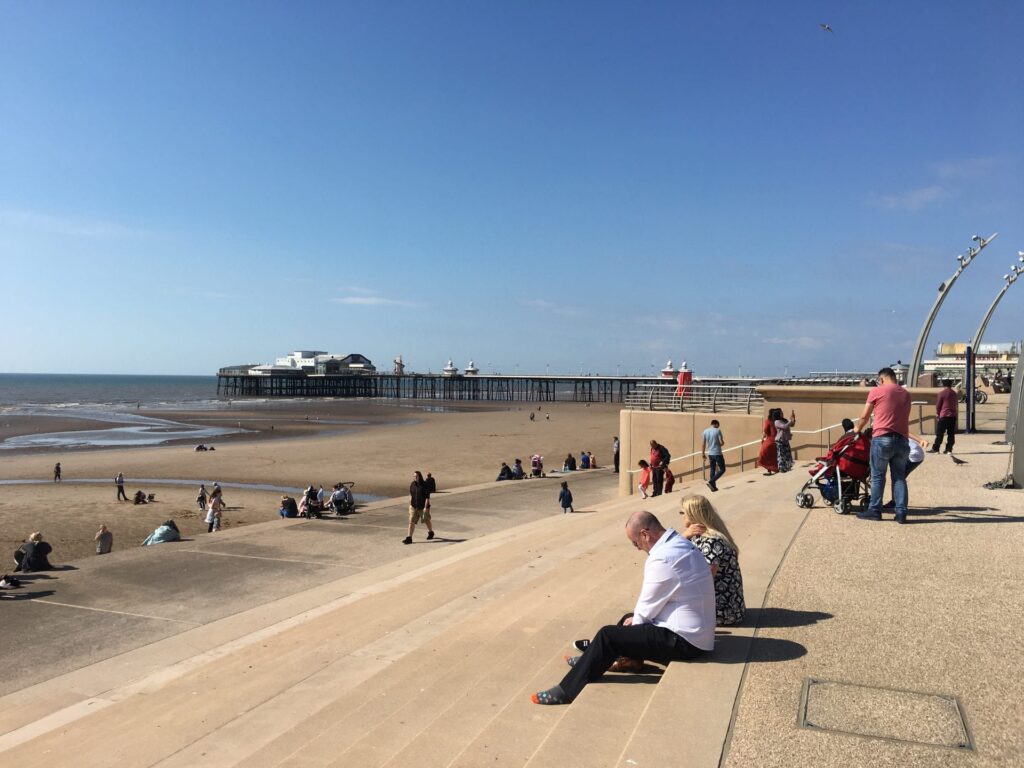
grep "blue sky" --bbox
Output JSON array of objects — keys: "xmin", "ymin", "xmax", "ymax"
[{"xmin": 2, "ymin": 1, "xmax": 1022, "ymax": 376}]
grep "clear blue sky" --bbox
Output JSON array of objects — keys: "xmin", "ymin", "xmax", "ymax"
[{"xmin": 2, "ymin": 1, "xmax": 1022, "ymax": 376}]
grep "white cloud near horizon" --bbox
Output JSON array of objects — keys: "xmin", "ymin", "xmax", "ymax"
[
  {"xmin": 763, "ymin": 336, "xmax": 827, "ymax": 350},
  {"xmin": 872, "ymin": 185, "xmax": 949, "ymax": 212},
  {"xmin": 869, "ymin": 155, "xmax": 1006, "ymax": 213},
  {"xmin": 332, "ymin": 295, "xmax": 419, "ymax": 307},
  {"xmin": 0, "ymin": 208, "xmax": 159, "ymax": 240},
  {"xmin": 521, "ymin": 298, "xmax": 586, "ymax": 317}
]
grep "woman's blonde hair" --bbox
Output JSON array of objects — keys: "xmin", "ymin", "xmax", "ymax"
[
  {"xmin": 679, "ymin": 495, "xmax": 739, "ymax": 555},
  {"xmin": 28, "ymin": 532, "xmax": 43, "ymax": 542}
]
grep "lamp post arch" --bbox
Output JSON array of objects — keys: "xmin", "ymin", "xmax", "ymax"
[
  {"xmin": 971, "ymin": 252, "xmax": 1024, "ymax": 353},
  {"xmin": 907, "ymin": 233, "xmax": 998, "ymax": 387}
]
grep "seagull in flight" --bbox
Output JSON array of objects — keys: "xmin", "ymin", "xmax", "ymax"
[{"xmin": 820, "ymin": 23, "xmax": 833, "ymax": 34}]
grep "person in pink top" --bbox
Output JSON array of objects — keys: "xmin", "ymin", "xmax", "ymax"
[
  {"xmin": 854, "ymin": 367, "xmax": 912, "ymax": 524},
  {"xmin": 931, "ymin": 379, "xmax": 958, "ymax": 454}
]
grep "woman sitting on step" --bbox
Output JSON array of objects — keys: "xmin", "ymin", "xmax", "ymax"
[{"xmin": 679, "ymin": 494, "xmax": 745, "ymax": 626}]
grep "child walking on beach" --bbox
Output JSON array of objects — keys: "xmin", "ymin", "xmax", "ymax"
[{"xmin": 558, "ymin": 481, "xmax": 574, "ymax": 514}]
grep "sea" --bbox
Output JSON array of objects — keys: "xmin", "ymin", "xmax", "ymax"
[{"xmin": 0, "ymin": 373, "xmax": 238, "ymax": 450}]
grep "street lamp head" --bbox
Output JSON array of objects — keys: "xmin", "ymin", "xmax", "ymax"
[
  {"xmin": 1003, "ymin": 274, "xmax": 1010, "ymax": 281},
  {"xmin": 1018, "ymin": 251, "xmax": 1024, "ymax": 260},
  {"xmin": 972, "ymin": 234, "xmax": 982, "ymax": 243}
]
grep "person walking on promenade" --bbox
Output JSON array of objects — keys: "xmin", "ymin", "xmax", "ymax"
[
  {"xmin": 115, "ymin": 472, "xmax": 128, "ymax": 501},
  {"xmin": 855, "ymin": 367, "xmax": 912, "ymax": 524},
  {"xmin": 530, "ymin": 511, "xmax": 714, "ymax": 705},
  {"xmin": 197, "ymin": 484, "xmax": 208, "ymax": 512},
  {"xmin": 404, "ymin": 471, "xmax": 434, "ymax": 544},
  {"xmin": 558, "ymin": 481, "xmax": 574, "ymax": 514},
  {"xmin": 94, "ymin": 524, "xmax": 113, "ymax": 555},
  {"xmin": 53, "ymin": 462, "xmax": 61, "ymax": 482},
  {"xmin": 774, "ymin": 411, "xmax": 796, "ymax": 473},
  {"xmin": 612, "ymin": 436, "xmax": 620, "ymax": 473},
  {"xmin": 702, "ymin": 419, "xmax": 726, "ymax": 492},
  {"xmin": 931, "ymin": 379, "xmax": 958, "ymax": 454},
  {"xmin": 758, "ymin": 409, "xmax": 779, "ymax": 475},
  {"xmin": 649, "ymin": 439, "xmax": 669, "ymax": 496}
]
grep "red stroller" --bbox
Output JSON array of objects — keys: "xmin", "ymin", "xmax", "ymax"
[{"xmin": 795, "ymin": 431, "xmax": 871, "ymax": 514}]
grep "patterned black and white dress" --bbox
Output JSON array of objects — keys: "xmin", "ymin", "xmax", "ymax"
[
  {"xmin": 691, "ymin": 534, "xmax": 745, "ymax": 626},
  {"xmin": 775, "ymin": 419, "xmax": 794, "ymax": 472}
]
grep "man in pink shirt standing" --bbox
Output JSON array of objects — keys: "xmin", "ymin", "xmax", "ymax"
[
  {"xmin": 931, "ymin": 379, "xmax": 958, "ymax": 454},
  {"xmin": 854, "ymin": 367, "xmax": 912, "ymax": 524}
]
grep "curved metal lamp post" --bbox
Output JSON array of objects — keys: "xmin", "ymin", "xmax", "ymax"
[
  {"xmin": 907, "ymin": 232, "xmax": 998, "ymax": 386},
  {"xmin": 971, "ymin": 252, "xmax": 1024, "ymax": 353}
]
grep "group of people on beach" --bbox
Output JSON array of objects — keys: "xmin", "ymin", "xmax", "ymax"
[
  {"xmin": 561, "ymin": 451, "xmax": 597, "ymax": 472},
  {"xmin": 496, "ymin": 454, "xmax": 547, "ymax": 480},
  {"xmin": 278, "ymin": 482, "xmax": 355, "ymax": 518}
]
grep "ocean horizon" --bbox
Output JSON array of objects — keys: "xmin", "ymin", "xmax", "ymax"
[{"xmin": 0, "ymin": 373, "xmax": 221, "ymax": 409}]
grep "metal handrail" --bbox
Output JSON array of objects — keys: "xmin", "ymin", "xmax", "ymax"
[
  {"xmin": 628, "ymin": 421, "xmax": 846, "ymax": 478},
  {"xmin": 624, "ymin": 382, "xmax": 764, "ymax": 414}
]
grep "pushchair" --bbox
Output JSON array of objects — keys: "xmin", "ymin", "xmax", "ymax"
[{"xmin": 795, "ymin": 431, "xmax": 871, "ymax": 515}]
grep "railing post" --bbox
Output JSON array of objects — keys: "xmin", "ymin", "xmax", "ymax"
[
  {"xmin": 746, "ymin": 387, "xmax": 754, "ymax": 415},
  {"xmin": 711, "ymin": 386, "xmax": 719, "ymax": 413},
  {"xmin": 647, "ymin": 385, "xmax": 655, "ymax": 411}
]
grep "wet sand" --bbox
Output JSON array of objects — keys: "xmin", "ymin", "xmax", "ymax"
[{"xmin": 1, "ymin": 400, "xmax": 621, "ymax": 562}]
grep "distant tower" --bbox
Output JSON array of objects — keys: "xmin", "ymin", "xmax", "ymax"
[
  {"xmin": 393, "ymin": 355, "xmax": 405, "ymax": 375},
  {"xmin": 443, "ymin": 359, "xmax": 459, "ymax": 376},
  {"xmin": 465, "ymin": 359, "xmax": 479, "ymax": 375},
  {"xmin": 661, "ymin": 359, "xmax": 678, "ymax": 378}
]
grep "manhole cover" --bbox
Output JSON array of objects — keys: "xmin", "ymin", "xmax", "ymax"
[{"xmin": 799, "ymin": 678, "xmax": 972, "ymax": 750}]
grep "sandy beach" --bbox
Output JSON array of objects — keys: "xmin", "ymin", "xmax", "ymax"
[{"xmin": 1, "ymin": 400, "xmax": 620, "ymax": 563}]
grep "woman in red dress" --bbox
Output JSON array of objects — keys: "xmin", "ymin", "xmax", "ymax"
[{"xmin": 758, "ymin": 408, "xmax": 779, "ymax": 474}]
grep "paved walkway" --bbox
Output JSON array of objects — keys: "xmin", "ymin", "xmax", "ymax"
[{"xmin": 1, "ymin": 402, "xmax": 1021, "ymax": 767}]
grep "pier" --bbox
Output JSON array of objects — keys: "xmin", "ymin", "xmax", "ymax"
[{"xmin": 216, "ymin": 370, "xmax": 651, "ymax": 403}]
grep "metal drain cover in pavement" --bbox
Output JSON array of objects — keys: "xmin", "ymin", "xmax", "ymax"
[{"xmin": 799, "ymin": 678, "xmax": 972, "ymax": 750}]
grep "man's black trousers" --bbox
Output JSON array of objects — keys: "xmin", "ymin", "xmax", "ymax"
[
  {"xmin": 933, "ymin": 416, "xmax": 957, "ymax": 452},
  {"xmin": 557, "ymin": 623, "xmax": 705, "ymax": 701}
]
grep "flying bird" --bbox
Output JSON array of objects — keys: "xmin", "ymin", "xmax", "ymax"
[{"xmin": 820, "ymin": 23, "xmax": 833, "ymax": 33}]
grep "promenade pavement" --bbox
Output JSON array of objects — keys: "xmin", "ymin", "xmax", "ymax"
[{"xmin": 1, "ymin": 401, "xmax": 1021, "ymax": 767}]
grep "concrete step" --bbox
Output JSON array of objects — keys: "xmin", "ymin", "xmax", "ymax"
[
  {"xmin": 10, "ymin": 513, "xmax": 618, "ymax": 768},
  {"xmin": 215, "ymin": 525, "xmax": 626, "ymax": 768},
  {"xmin": 286, "ymin": 550, "xmax": 631, "ymax": 768}
]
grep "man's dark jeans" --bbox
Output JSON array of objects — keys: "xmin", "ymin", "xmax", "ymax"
[
  {"xmin": 651, "ymin": 467, "xmax": 664, "ymax": 496},
  {"xmin": 933, "ymin": 417, "xmax": 957, "ymax": 452},
  {"xmin": 558, "ymin": 623, "xmax": 705, "ymax": 701},
  {"xmin": 707, "ymin": 454, "xmax": 725, "ymax": 487}
]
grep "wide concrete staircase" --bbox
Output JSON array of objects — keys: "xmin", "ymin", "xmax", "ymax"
[{"xmin": 1, "ymin": 467, "xmax": 809, "ymax": 768}]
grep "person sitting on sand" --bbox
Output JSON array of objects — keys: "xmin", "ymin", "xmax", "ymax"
[
  {"xmin": 327, "ymin": 484, "xmax": 352, "ymax": 513},
  {"xmin": 280, "ymin": 495, "xmax": 299, "ymax": 518},
  {"xmin": 511, "ymin": 459, "xmax": 525, "ymax": 479},
  {"xmin": 580, "ymin": 451, "xmax": 590, "ymax": 469},
  {"xmin": 496, "ymin": 462, "xmax": 513, "ymax": 481},
  {"xmin": 562, "ymin": 453, "xmax": 577, "ymax": 472},
  {"xmin": 14, "ymin": 532, "xmax": 54, "ymax": 573},
  {"xmin": 142, "ymin": 520, "xmax": 181, "ymax": 546},
  {"xmin": 133, "ymin": 489, "xmax": 148, "ymax": 505}
]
